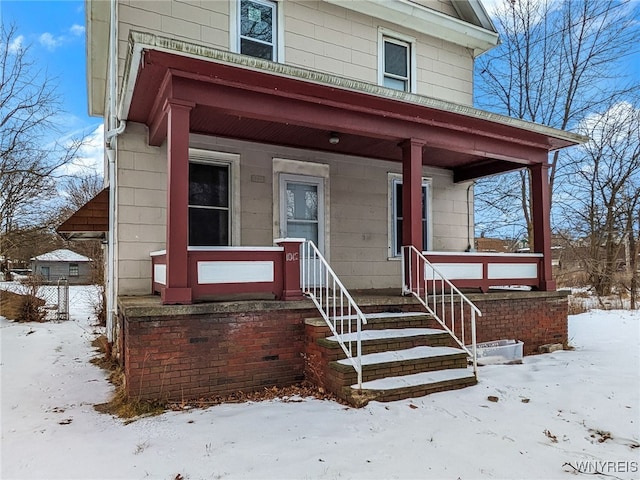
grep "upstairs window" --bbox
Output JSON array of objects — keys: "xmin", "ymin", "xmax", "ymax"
[
  {"xmin": 239, "ymin": 0, "xmax": 277, "ymax": 61},
  {"xmin": 378, "ymin": 29, "xmax": 416, "ymax": 93}
]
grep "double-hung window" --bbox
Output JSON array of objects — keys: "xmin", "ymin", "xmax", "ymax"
[
  {"xmin": 238, "ymin": 0, "xmax": 277, "ymax": 61},
  {"xmin": 391, "ymin": 176, "xmax": 431, "ymax": 256},
  {"xmin": 379, "ymin": 29, "xmax": 416, "ymax": 93},
  {"xmin": 189, "ymin": 162, "xmax": 230, "ymax": 246}
]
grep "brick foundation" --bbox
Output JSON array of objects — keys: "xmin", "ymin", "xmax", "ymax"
[
  {"xmin": 462, "ymin": 291, "xmax": 569, "ymax": 355},
  {"xmin": 119, "ymin": 291, "xmax": 568, "ymax": 402},
  {"xmin": 119, "ymin": 298, "xmax": 317, "ymax": 401}
]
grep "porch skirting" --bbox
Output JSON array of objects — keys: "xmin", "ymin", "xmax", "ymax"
[{"xmin": 118, "ymin": 291, "xmax": 568, "ymax": 402}]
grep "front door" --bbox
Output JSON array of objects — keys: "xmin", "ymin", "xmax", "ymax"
[
  {"xmin": 279, "ymin": 174, "xmax": 325, "ymax": 286},
  {"xmin": 279, "ymin": 174, "xmax": 324, "ymax": 251}
]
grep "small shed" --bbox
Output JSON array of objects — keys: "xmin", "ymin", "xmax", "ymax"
[{"xmin": 31, "ymin": 249, "xmax": 93, "ymax": 284}]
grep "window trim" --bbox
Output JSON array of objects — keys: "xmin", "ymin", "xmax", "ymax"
[
  {"xmin": 388, "ymin": 173, "xmax": 432, "ymax": 258},
  {"xmin": 377, "ymin": 27, "xmax": 417, "ymax": 93},
  {"xmin": 188, "ymin": 149, "xmax": 241, "ymax": 246},
  {"xmin": 272, "ymin": 158, "xmax": 330, "ymax": 261},
  {"xmin": 230, "ymin": 0, "xmax": 284, "ymax": 62}
]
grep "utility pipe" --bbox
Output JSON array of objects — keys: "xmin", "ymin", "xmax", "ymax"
[{"xmin": 104, "ymin": 0, "xmax": 126, "ymax": 343}]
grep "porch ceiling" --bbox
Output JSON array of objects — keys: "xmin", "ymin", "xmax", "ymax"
[{"xmin": 125, "ymin": 45, "xmax": 586, "ymax": 182}]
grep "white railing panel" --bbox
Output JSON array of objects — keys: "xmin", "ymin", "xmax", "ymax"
[
  {"xmin": 402, "ymin": 245, "xmax": 481, "ymax": 376},
  {"xmin": 301, "ymin": 241, "xmax": 367, "ymax": 388}
]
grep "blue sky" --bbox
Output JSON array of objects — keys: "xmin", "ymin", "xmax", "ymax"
[{"xmin": 2, "ymin": 0, "xmax": 97, "ymax": 132}]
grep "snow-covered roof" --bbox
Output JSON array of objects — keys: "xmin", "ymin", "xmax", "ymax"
[{"xmin": 31, "ymin": 249, "xmax": 91, "ymax": 263}]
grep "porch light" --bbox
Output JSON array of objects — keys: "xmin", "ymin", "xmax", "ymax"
[{"xmin": 329, "ymin": 132, "xmax": 340, "ymax": 145}]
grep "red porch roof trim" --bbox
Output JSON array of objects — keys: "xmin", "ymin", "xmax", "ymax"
[
  {"xmin": 120, "ymin": 31, "xmax": 588, "ymax": 181},
  {"xmin": 57, "ymin": 188, "xmax": 109, "ymax": 241}
]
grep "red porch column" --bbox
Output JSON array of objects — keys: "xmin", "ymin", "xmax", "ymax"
[
  {"xmin": 530, "ymin": 162, "xmax": 556, "ymax": 291},
  {"xmin": 161, "ymin": 99, "xmax": 195, "ymax": 304},
  {"xmin": 401, "ymin": 139, "xmax": 425, "ymax": 250}
]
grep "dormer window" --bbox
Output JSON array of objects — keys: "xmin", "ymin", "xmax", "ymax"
[
  {"xmin": 378, "ymin": 29, "xmax": 416, "ymax": 93},
  {"xmin": 239, "ymin": 0, "xmax": 277, "ymax": 61}
]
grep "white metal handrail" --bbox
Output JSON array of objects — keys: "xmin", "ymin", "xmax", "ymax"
[
  {"xmin": 301, "ymin": 240, "xmax": 367, "ymax": 388},
  {"xmin": 402, "ymin": 245, "xmax": 480, "ymax": 375}
]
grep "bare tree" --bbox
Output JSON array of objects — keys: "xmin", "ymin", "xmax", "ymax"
[
  {"xmin": 557, "ymin": 100, "xmax": 640, "ymax": 297},
  {"xmin": 0, "ymin": 23, "xmax": 85, "ymax": 242},
  {"xmin": 474, "ymin": 0, "xmax": 640, "ymax": 242}
]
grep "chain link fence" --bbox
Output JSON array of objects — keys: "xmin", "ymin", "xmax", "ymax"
[{"xmin": 1, "ymin": 276, "xmax": 70, "ymax": 322}]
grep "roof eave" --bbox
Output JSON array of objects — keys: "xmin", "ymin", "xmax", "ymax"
[{"xmin": 323, "ymin": 0, "xmax": 499, "ymax": 56}]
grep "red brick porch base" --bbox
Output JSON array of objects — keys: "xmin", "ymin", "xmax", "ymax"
[
  {"xmin": 118, "ymin": 290, "xmax": 568, "ymax": 402},
  {"xmin": 118, "ymin": 297, "xmax": 317, "ymax": 402},
  {"xmin": 466, "ymin": 290, "xmax": 569, "ymax": 355}
]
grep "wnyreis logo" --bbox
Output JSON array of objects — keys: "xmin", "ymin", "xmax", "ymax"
[{"xmin": 565, "ymin": 461, "xmax": 639, "ymax": 474}]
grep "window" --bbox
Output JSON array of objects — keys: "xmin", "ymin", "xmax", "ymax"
[
  {"xmin": 391, "ymin": 176, "xmax": 431, "ymax": 256},
  {"xmin": 378, "ymin": 29, "xmax": 416, "ymax": 93},
  {"xmin": 69, "ymin": 264, "xmax": 79, "ymax": 277},
  {"xmin": 238, "ymin": 0, "xmax": 277, "ymax": 61},
  {"xmin": 189, "ymin": 162, "xmax": 230, "ymax": 246}
]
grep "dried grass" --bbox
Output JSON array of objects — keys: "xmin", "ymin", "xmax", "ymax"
[{"xmin": 0, "ymin": 289, "xmax": 46, "ymax": 322}]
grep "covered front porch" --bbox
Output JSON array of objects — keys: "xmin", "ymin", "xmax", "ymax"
[{"xmin": 118, "ymin": 33, "xmax": 585, "ymax": 305}]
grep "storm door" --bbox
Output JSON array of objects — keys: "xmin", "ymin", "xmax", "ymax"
[{"xmin": 279, "ymin": 174, "xmax": 325, "ymax": 286}]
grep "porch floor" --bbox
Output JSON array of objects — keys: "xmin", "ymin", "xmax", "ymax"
[{"xmin": 118, "ymin": 288, "xmax": 567, "ymax": 318}]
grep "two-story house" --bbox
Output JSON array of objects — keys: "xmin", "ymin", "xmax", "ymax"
[{"xmin": 61, "ymin": 0, "xmax": 586, "ymax": 405}]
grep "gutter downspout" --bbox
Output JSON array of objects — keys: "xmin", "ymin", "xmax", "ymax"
[{"xmin": 105, "ymin": 0, "xmax": 126, "ymax": 343}]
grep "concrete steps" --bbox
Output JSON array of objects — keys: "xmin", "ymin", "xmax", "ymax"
[{"xmin": 304, "ymin": 311, "xmax": 477, "ymax": 406}]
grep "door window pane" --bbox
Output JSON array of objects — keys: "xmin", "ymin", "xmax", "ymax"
[
  {"xmin": 287, "ymin": 183, "xmax": 318, "ymax": 221},
  {"xmin": 285, "ymin": 181, "xmax": 319, "ymax": 246}
]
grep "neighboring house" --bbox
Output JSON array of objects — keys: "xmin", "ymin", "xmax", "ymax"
[
  {"xmin": 60, "ymin": 0, "xmax": 587, "ymax": 405},
  {"xmin": 31, "ymin": 249, "xmax": 92, "ymax": 285},
  {"xmin": 475, "ymin": 236, "xmax": 519, "ymax": 253}
]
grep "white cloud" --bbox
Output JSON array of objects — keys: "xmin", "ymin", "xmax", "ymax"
[
  {"xmin": 55, "ymin": 123, "xmax": 105, "ymax": 178},
  {"xmin": 70, "ymin": 24, "xmax": 85, "ymax": 36},
  {"xmin": 578, "ymin": 101, "xmax": 639, "ymax": 142},
  {"xmin": 73, "ymin": 124, "xmax": 106, "ymax": 177},
  {"xmin": 39, "ymin": 32, "xmax": 64, "ymax": 51},
  {"xmin": 7, "ymin": 34, "xmax": 24, "ymax": 54}
]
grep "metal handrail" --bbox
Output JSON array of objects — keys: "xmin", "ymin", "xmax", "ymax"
[
  {"xmin": 301, "ymin": 240, "xmax": 367, "ymax": 388},
  {"xmin": 401, "ymin": 245, "xmax": 480, "ymax": 375}
]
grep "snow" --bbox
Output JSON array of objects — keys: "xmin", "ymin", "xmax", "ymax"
[
  {"xmin": 31, "ymin": 249, "xmax": 91, "ymax": 262},
  {"xmin": 357, "ymin": 368, "xmax": 475, "ymax": 390},
  {"xmin": 328, "ymin": 328, "xmax": 444, "ymax": 342},
  {"xmin": 1, "ymin": 286, "xmax": 639, "ymax": 480},
  {"xmin": 336, "ymin": 346, "xmax": 463, "ymax": 366}
]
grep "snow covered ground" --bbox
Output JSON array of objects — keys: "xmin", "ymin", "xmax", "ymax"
[{"xmin": 1, "ymin": 286, "xmax": 639, "ymax": 480}]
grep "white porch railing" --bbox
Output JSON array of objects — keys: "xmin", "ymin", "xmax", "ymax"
[
  {"xmin": 301, "ymin": 240, "xmax": 367, "ymax": 388},
  {"xmin": 402, "ymin": 245, "xmax": 480, "ymax": 375}
]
